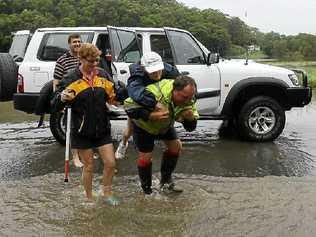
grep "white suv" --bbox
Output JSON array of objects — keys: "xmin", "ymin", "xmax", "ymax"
[{"xmin": 7, "ymin": 26, "xmax": 312, "ymax": 143}]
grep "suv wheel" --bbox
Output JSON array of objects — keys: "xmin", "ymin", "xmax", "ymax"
[
  {"xmin": 0, "ymin": 53, "xmax": 18, "ymax": 101},
  {"xmin": 237, "ymin": 96, "xmax": 285, "ymax": 141},
  {"xmin": 50, "ymin": 111, "xmax": 66, "ymax": 145}
]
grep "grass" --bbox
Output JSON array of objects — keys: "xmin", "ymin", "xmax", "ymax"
[
  {"xmin": 248, "ymin": 51, "xmax": 268, "ymax": 60},
  {"xmin": 228, "ymin": 50, "xmax": 316, "ymax": 87},
  {"xmin": 304, "ymin": 67, "xmax": 316, "ymax": 87}
]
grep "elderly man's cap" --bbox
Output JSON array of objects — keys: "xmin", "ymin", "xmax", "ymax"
[{"xmin": 141, "ymin": 52, "xmax": 164, "ymax": 73}]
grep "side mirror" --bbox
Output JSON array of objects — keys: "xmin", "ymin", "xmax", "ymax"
[{"xmin": 207, "ymin": 53, "xmax": 219, "ymax": 65}]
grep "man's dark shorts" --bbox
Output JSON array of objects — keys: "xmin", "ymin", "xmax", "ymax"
[
  {"xmin": 132, "ymin": 123, "xmax": 178, "ymax": 153},
  {"xmin": 71, "ymin": 132, "xmax": 112, "ymax": 149}
]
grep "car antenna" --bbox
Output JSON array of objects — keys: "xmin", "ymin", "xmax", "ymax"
[{"xmin": 245, "ymin": 45, "xmax": 249, "ymax": 65}]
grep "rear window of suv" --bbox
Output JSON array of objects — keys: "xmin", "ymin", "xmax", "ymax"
[
  {"xmin": 150, "ymin": 34, "xmax": 174, "ymax": 65},
  {"xmin": 37, "ymin": 32, "xmax": 93, "ymax": 61}
]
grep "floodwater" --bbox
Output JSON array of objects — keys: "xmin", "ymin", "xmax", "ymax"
[{"xmin": 0, "ymin": 94, "xmax": 316, "ymax": 237}]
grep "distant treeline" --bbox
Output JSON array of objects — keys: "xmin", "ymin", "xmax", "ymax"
[{"xmin": 1, "ymin": 0, "xmax": 315, "ymax": 60}]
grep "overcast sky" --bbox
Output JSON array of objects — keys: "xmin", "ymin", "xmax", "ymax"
[{"xmin": 178, "ymin": 0, "xmax": 316, "ymax": 36}]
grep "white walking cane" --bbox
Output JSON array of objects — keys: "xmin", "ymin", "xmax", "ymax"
[{"xmin": 64, "ymin": 105, "xmax": 71, "ymax": 182}]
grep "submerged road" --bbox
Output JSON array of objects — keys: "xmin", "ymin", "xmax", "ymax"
[{"xmin": 0, "ymin": 97, "xmax": 315, "ymax": 236}]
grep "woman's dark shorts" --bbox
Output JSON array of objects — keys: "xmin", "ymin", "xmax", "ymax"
[
  {"xmin": 132, "ymin": 123, "xmax": 178, "ymax": 153},
  {"xmin": 71, "ymin": 132, "xmax": 112, "ymax": 149}
]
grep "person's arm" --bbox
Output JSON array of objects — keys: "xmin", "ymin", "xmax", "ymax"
[
  {"xmin": 125, "ymin": 106, "xmax": 151, "ymax": 120},
  {"xmin": 99, "ymin": 68, "xmax": 127, "ymax": 103},
  {"xmin": 104, "ymin": 79, "xmax": 117, "ymax": 105},
  {"xmin": 124, "ymin": 96, "xmax": 151, "ymax": 120},
  {"xmin": 177, "ymin": 104, "xmax": 199, "ymax": 132},
  {"xmin": 97, "ymin": 68, "xmax": 120, "ymax": 105},
  {"xmin": 50, "ymin": 72, "xmax": 74, "ymax": 112},
  {"xmin": 182, "ymin": 118, "xmax": 197, "ymax": 132},
  {"xmin": 162, "ymin": 63, "xmax": 180, "ymax": 79},
  {"xmin": 124, "ymin": 95, "xmax": 169, "ymax": 121},
  {"xmin": 125, "ymin": 106, "xmax": 169, "ymax": 121},
  {"xmin": 115, "ymin": 80, "xmax": 128, "ymax": 103},
  {"xmin": 53, "ymin": 59, "xmax": 64, "ymax": 92},
  {"xmin": 126, "ymin": 76, "xmax": 157, "ymax": 109}
]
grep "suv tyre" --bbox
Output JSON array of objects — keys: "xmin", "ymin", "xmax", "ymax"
[
  {"xmin": 237, "ymin": 96, "xmax": 285, "ymax": 142},
  {"xmin": 50, "ymin": 110, "xmax": 66, "ymax": 145},
  {"xmin": 0, "ymin": 53, "xmax": 18, "ymax": 101}
]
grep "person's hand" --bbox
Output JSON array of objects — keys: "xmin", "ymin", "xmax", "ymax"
[
  {"xmin": 117, "ymin": 80, "xmax": 126, "ymax": 88},
  {"xmin": 61, "ymin": 89, "xmax": 75, "ymax": 102},
  {"xmin": 155, "ymin": 102, "xmax": 167, "ymax": 111},
  {"xmin": 176, "ymin": 109, "xmax": 194, "ymax": 122},
  {"xmin": 148, "ymin": 110, "xmax": 169, "ymax": 121}
]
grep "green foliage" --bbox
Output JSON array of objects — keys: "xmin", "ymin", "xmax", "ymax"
[
  {"xmin": 305, "ymin": 66, "xmax": 316, "ymax": 88},
  {"xmin": 260, "ymin": 32, "xmax": 316, "ymax": 61},
  {"xmin": 271, "ymin": 39, "xmax": 289, "ymax": 59},
  {"xmin": 226, "ymin": 45, "xmax": 246, "ymax": 58},
  {"xmin": 0, "ymin": 0, "xmax": 315, "ymax": 61},
  {"xmin": 248, "ymin": 50, "xmax": 268, "ymax": 60},
  {"xmin": 229, "ymin": 17, "xmax": 253, "ymax": 46},
  {"xmin": 0, "ymin": 0, "xmax": 249, "ymax": 55}
]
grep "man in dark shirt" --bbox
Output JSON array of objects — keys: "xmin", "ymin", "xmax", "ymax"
[{"xmin": 53, "ymin": 34, "xmax": 83, "ymax": 167}]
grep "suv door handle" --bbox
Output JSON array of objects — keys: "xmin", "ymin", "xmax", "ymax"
[{"xmin": 120, "ymin": 70, "xmax": 127, "ymax": 74}]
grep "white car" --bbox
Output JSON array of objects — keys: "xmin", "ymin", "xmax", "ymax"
[{"xmin": 3, "ymin": 26, "xmax": 312, "ymax": 143}]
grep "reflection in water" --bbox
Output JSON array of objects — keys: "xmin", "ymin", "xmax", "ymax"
[
  {"xmin": 175, "ymin": 120, "xmax": 314, "ymax": 178},
  {"xmin": 2, "ymin": 120, "xmax": 312, "ymax": 181}
]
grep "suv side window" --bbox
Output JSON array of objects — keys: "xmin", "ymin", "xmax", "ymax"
[
  {"xmin": 150, "ymin": 34, "xmax": 174, "ymax": 65},
  {"xmin": 9, "ymin": 33, "xmax": 31, "ymax": 62},
  {"xmin": 38, "ymin": 32, "xmax": 93, "ymax": 61},
  {"xmin": 167, "ymin": 31, "xmax": 205, "ymax": 65},
  {"xmin": 110, "ymin": 31, "xmax": 142, "ymax": 63}
]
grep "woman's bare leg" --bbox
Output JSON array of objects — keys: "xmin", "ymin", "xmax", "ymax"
[
  {"xmin": 98, "ymin": 143, "xmax": 116, "ymax": 197},
  {"xmin": 78, "ymin": 148, "xmax": 94, "ymax": 199}
]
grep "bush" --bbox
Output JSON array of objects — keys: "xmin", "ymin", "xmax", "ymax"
[
  {"xmin": 286, "ymin": 51, "xmax": 304, "ymax": 61},
  {"xmin": 227, "ymin": 45, "xmax": 245, "ymax": 58}
]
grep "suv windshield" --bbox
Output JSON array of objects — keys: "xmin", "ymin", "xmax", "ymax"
[{"xmin": 9, "ymin": 33, "xmax": 31, "ymax": 62}]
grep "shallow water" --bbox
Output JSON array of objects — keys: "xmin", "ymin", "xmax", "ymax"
[
  {"xmin": 0, "ymin": 95, "xmax": 316, "ymax": 236},
  {"xmin": 2, "ymin": 174, "xmax": 316, "ymax": 236}
]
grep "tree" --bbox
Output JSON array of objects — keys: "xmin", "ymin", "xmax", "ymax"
[
  {"xmin": 229, "ymin": 17, "xmax": 253, "ymax": 46},
  {"xmin": 1, "ymin": 0, "xmax": 314, "ymax": 60}
]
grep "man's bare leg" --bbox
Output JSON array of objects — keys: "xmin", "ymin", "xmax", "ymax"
[
  {"xmin": 72, "ymin": 148, "xmax": 83, "ymax": 167},
  {"xmin": 115, "ymin": 118, "xmax": 133, "ymax": 159}
]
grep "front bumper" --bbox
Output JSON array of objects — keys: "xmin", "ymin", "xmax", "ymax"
[
  {"xmin": 286, "ymin": 87, "xmax": 312, "ymax": 108},
  {"xmin": 13, "ymin": 93, "xmax": 40, "ymax": 114},
  {"xmin": 286, "ymin": 69, "xmax": 312, "ymax": 108}
]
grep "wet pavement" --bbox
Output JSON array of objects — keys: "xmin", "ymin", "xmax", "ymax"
[{"xmin": 0, "ymin": 94, "xmax": 316, "ymax": 236}]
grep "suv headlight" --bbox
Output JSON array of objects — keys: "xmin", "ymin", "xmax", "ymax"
[{"xmin": 288, "ymin": 74, "xmax": 299, "ymax": 86}]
